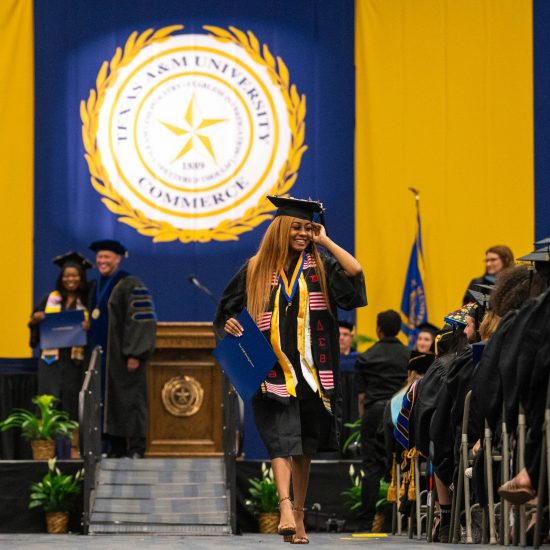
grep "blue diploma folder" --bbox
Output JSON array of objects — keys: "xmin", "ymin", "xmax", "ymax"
[
  {"xmin": 40, "ymin": 310, "xmax": 87, "ymax": 349},
  {"xmin": 213, "ymin": 308, "xmax": 278, "ymax": 401}
]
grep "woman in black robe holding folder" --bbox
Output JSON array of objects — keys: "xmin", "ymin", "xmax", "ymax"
[
  {"xmin": 29, "ymin": 252, "xmax": 91, "ymax": 457},
  {"xmin": 215, "ymin": 195, "xmax": 367, "ymax": 543}
]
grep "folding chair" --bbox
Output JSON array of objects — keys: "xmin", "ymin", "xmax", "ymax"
[
  {"xmin": 451, "ymin": 390, "xmax": 474, "ymax": 544},
  {"xmin": 533, "ymin": 376, "xmax": 550, "ymax": 549}
]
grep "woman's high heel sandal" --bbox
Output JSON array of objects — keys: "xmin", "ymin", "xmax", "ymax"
[
  {"xmin": 289, "ymin": 506, "xmax": 309, "ymax": 544},
  {"xmin": 278, "ymin": 497, "xmax": 296, "ymax": 537}
]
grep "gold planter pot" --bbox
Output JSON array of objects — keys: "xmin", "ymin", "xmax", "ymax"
[
  {"xmin": 46, "ymin": 511, "xmax": 69, "ymax": 534},
  {"xmin": 31, "ymin": 439, "xmax": 55, "ymax": 460},
  {"xmin": 258, "ymin": 512, "xmax": 280, "ymax": 534}
]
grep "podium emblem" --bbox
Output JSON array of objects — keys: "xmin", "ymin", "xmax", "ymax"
[{"xmin": 161, "ymin": 375, "xmax": 204, "ymax": 417}]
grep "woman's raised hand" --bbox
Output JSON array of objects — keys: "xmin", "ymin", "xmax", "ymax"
[
  {"xmin": 224, "ymin": 317, "xmax": 244, "ymax": 337},
  {"xmin": 311, "ymin": 222, "xmax": 327, "ymax": 245},
  {"xmin": 32, "ymin": 311, "xmax": 45, "ymax": 323}
]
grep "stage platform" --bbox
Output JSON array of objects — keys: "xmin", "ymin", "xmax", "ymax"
[{"xmin": 0, "ymin": 458, "xmax": 366, "ymax": 535}]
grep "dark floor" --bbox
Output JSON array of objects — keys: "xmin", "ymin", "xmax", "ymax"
[{"xmin": 0, "ymin": 533, "xmax": 499, "ymax": 549}]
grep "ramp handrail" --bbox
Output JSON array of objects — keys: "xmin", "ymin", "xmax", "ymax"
[{"xmin": 78, "ymin": 345, "xmax": 102, "ymax": 534}]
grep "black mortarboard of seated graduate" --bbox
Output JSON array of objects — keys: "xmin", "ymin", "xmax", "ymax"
[
  {"xmin": 416, "ymin": 322, "xmax": 439, "ymax": 336},
  {"xmin": 408, "ymin": 349, "xmax": 436, "ymax": 375},
  {"xmin": 52, "ymin": 251, "xmax": 93, "ymax": 270},
  {"xmin": 89, "ymin": 240, "xmax": 128, "ymax": 256},
  {"xmin": 517, "ymin": 236, "xmax": 550, "ymax": 262},
  {"xmin": 468, "ymin": 288, "xmax": 491, "ymax": 310},
  {"xmin": 267, "ymin": 195, "xmax": 325, "ymax": 224}
]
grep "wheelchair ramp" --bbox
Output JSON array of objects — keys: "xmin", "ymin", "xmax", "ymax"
[{"xmin": 89, "ymin": 458, "xmax": 231, "ymax": 535}]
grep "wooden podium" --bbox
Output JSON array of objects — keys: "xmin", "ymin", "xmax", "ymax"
[{"xmin": 146, "ymin": 322, "xmax": 224, "ymax": 457}]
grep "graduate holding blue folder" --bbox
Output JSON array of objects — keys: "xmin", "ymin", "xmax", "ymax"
[
  {"xmin": 214, "ymin": 195, "xmax": 367, "ymax": 544},
  {"xmin": 29, "ymin": 251, "xmax": 92, "ymax": 458}
]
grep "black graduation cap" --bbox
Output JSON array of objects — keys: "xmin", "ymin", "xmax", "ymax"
[
  {"xmin": 517, "ymin": 247, "xmax": 550, "ymax": 262},
  {"xmin": 416, "ymin": 322, "xmax": 439, "ymax": 336},
  {"xmin": 338, "ymin": 320, "xmax": 354, "ymax": 331},
  {"xmin": 52, "ymin": 251, "xmax": 93, "ymax": 270},
  {"xmin": 267, "ymin": 195, "xmax": 325, "ymax": 223},
  {"xmin": 408, "ymin": 350, "xmax": 436, "ymax": 375},
  {"xmin": 467, "ymin": 288, "xmax": 491, "ymax": 310},
  {"xmin": 89, "ymin": 240, "xmax": 128, "ymax": 256}
]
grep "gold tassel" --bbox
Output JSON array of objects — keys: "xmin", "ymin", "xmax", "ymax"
[
  {"xmin": 387, "ymin": 453, "xmax": 397, "ymax": 502},
  {"xmin": 407, "ymin": 448, "xmax": 416, "ymax": 501},
  {"xmin": 399, "ymin": 471, "xmax": 407, "ymax": 498}
]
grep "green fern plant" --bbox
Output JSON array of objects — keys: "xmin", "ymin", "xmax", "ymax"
[{"xmin": 0, "ymin": 395, "xmax": 78, "ymax": 440}]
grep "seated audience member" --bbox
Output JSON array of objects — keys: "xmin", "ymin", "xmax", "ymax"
[
  {"xmin": 413, "ymin": 322, "xmax": 438, "ymax": 354},
  {"xmin": 338, "ymin": 320, "xmax": 359, "ymax": 371},
  {"xmin": 463, "ymin": 244, "xmax": 514, "ymax": 304},
  {"xmin": 354, "ymin": 310, "xmax": 409, "ymax": 532},
  {"xmin": 29, "ymin": 251, "xmax": 92, "ymax": 458},
  {"xmin": 428, "ymin": 303, "xmax": 482, "ymax": 542},
  {"xmin": 338, "ymin": 320, "xmax": 361, "ymax": 455},
  {"xmin": 496, "ymin": 242, "xmax": 550, "ymax": 504},
  {"xmin": 469, "ymin": 265, "xmax": 540, "ymax": 442}
]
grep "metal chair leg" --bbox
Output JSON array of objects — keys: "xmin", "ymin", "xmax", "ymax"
[
  {"xmin": 502, "ymin": 425, "xmax": 510, "ymax": 546},
  {"xmin": 518, "ymin": 408, "xmax": 527, "ymax": 547},
  {"xmin": 534, "ymin": 434, "xmax": 546, "ymax": 549},
  {"xmin": 415, "ymin": 456, "xmax": 422, "ymax": 539},
  {"xmin": 452, "ymin": 452, "xmax": 464, "ymax": 543},
  {"xmin": 462, "ymin": 429, "xmax": 472, "ymax": 543},
  {"xmin": 485, "ymin": 420, "xmax": 497, "ymax": 544}
]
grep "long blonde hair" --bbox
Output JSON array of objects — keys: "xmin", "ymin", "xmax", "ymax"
[{"xmin": 246, "ymin": 216, "xmax": 331, "ymax": 322}]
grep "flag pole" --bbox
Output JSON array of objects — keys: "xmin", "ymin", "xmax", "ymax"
[{"xmin": 408, "ymin": 187, "xmax": 420, "ymax": 218}]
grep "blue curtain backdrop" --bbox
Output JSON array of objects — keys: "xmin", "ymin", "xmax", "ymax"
[
  {"xmin": 34, "ymin": 0, "xmax": 355, "ymax": 460},
  {"xmin": 534, "ymin": 0, "xmax": 550, "ymax": 241},
  {"xmin": 33, "ymin": 0, "xmax": 355, "ymax": 320}
]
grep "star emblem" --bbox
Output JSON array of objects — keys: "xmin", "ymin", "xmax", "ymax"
[{"xmin": 160, "ymin": 93, "xmax": 228, "ymax": 164}]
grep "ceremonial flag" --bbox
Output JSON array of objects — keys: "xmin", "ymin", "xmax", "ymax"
[{"xmin": 400, "ymin": 191, "xmax": 428, "ymax": 347}]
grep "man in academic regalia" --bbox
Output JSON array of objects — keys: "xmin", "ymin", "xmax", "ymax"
[{"xmin": 88, "ymin": 240, "xmax": 157, "ymax": 458}]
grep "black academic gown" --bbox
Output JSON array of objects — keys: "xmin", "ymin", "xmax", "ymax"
[
  {"xmin": 410, "ymin": 353, "xmax": 454, "ymax": 458},
  {"xmin": 213, "ymin": 252, "xmax": 367, "ymax": 453},
  {"xmin": 88, "ymin": 271, "xmax": 157, "ymax": 439},
  {"xmin": 430, "ymin": 347, "xmax": 476, "ymax": 486}
]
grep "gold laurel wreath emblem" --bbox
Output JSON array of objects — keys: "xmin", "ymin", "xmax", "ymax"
[{"xmin": 80, "ymin": 25, "xmax": 307, "ymax": 243}]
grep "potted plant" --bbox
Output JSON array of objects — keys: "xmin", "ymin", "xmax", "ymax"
[
  {"xmin": 0, "ymin": 395, "xmax": 79, "ymax": 459},
  {"xmin": 29, "ymin": 457, "xmax": 84, "ymax": 533},
  {"xmin": 341, "ymin": 465, "xmax": 390, "ymax": 533},
  {"xmin": 244, "ymin": 462, "xmax": 280, "ymax": 533},
  {"xmin": 341, "ymin": 464, "xmax": 362, "ymax": 515}
]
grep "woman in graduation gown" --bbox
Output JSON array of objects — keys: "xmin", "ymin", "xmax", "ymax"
[
  {"xmin": 214, "ymin": 195, "xmax": 367, "ymax": 543},
  {"xmin": 29, "ymin": 251, "xmax": 91, "ymax": 457}
]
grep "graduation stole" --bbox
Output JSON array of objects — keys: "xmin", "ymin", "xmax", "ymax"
[
  {"xmin": 394, "ymin": 379, "xmax": 419, "ymax": 450},
  {"xmin": 267, "ymin": 252, "xmax": 333, "ymax": 413},
  {"xmin": 41, "ymin": 291, "xmax": 87, "ymax": 363}
]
